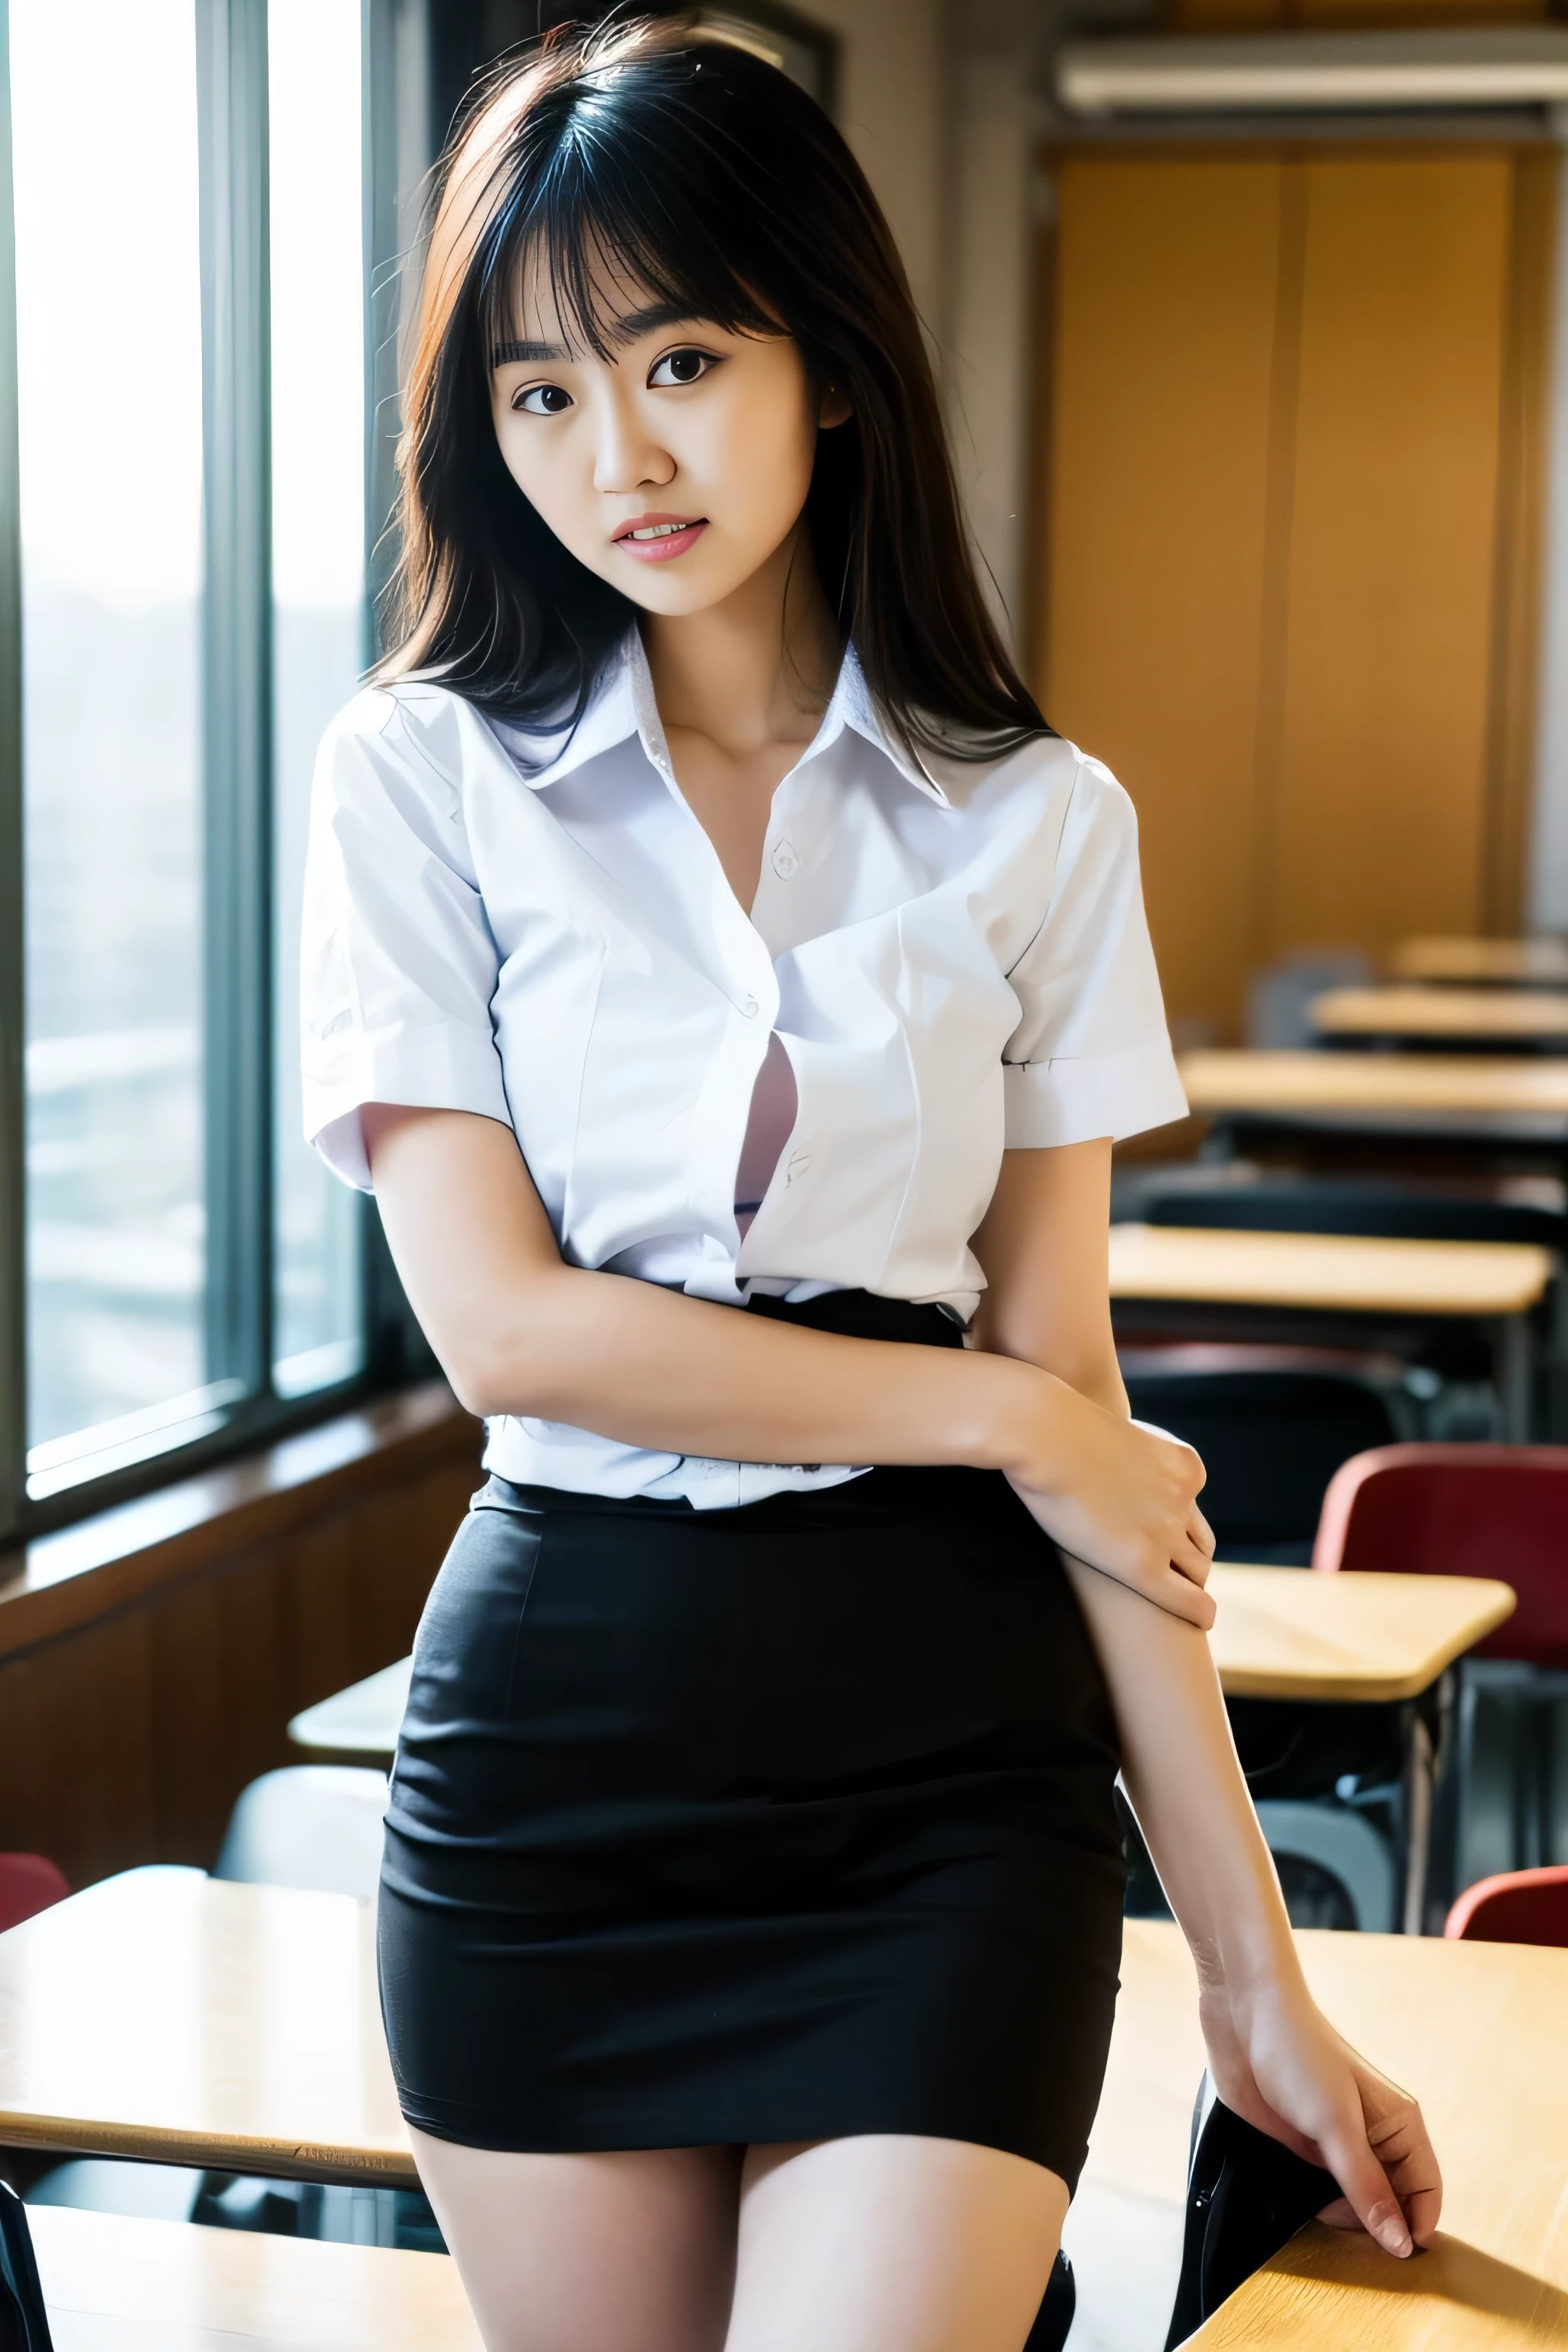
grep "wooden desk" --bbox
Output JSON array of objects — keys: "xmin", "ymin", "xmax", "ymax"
[
  {"xmin": 1389, "ymin": 936, "xmax": 1568, "ymax": 988},
  {"xmin": 1109, "ymin": 1222, "xmax": 1555, "ymax": 1321},
  {"xmin": 1076, "ymin": 1920, "xmax": 1568, "ymax": 2350},
  {"xmin": 1208, "ymin": 1566, "xmax": 1514, "ymax": 1704},
  {"xmin": 1312, "ymin": 986, "xmax": 1568, "ymax": 1047},
  {"xmin": 28, "ymin": 2206, "xmax": 482, "ymax": 2350},
  {"xmin": 1178, "ymin": 1048, "xmax": 1568, "ymax": 1142},
  {"xmin": 0, "ymin": 1870, "xmax": 413, "ymax": 2184},
  {"xmin": 291, "ymin": 1659, "xmax": 413, "ymax": 1766}
]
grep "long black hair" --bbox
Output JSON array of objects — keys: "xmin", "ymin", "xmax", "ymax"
[{"xmin": 376, "ymin": 13, "xmax": 1049, "ymax": 764}]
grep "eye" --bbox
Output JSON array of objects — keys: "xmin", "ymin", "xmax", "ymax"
[
  {"xmin": 648, "ymin": 347, "xmax": 716, "ymax": 389},
  {"xmin": 512, "ymin": 382, "xmax": 573, "ymax": 416}
]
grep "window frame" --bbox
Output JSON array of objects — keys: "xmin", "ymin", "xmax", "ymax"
[{"xmin": 0, "ymin": 0, "xmax": 430, "ymax": 1548}]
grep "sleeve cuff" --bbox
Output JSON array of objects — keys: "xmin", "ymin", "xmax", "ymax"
[
  {"xmin": 1001, "ymin": 1043, "xmax": 1189, "ymax": 1148},
  {"xmin": 302, "ymin": 1022, "xmax": 513, "ymax": 1190}
]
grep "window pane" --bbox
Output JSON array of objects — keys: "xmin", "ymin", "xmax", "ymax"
[
  {"xmin": 15, "ymin": 1, "xmax": 211, "ymax": 1488},
  {"xmin": 270, "ymin": 0, "xmax": 365, "ymax": 1400}
]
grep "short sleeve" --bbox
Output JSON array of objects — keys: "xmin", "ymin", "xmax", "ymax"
[
  {"xmin": 1001, "ymin": 751, "xmax": 1187, "ymax": 1148},
  {"xmin": 300, "ymin": 688, "xmax": 511, "ymax": 1191}
]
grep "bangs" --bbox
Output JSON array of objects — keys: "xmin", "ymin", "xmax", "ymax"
[{"xmin": 475, "ymin": 83, "xmax": 785, "ymax": 366}]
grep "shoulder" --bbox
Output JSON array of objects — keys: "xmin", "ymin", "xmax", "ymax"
[
  {"xmin": 315, "ymin": 681, "xmax": 508, "ymax": 830},
  {"xmin": 929, "ymin": 730, "xmax": 1138, "ymax": 853}
]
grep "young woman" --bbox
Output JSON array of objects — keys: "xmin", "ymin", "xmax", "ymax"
[{"xmin": 301, "ymin": 19, "xmax": 1439, "ymax": 2350}]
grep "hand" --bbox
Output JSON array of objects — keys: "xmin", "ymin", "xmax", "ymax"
[
  {"xmin": 1005, "ymin": 1382, "xmax": 1217, "ymax": 1627},
  {"xmin": 1200, "ymin": 1972, "xmax": 1442, "ymax": 2258}
]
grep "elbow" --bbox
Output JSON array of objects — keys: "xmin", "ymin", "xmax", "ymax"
[
  {"xmin": 444, "ymin": 1337, "xmax": 534, "ymax": 1422},
  {"xmin": 436, "ymin": 1280, "xmax": 575, "ymax": 1423}
]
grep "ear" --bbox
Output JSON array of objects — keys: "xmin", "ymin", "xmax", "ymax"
[{"xmin": 818, "ymin": 381, "xmax": 854, "ymax": 430}]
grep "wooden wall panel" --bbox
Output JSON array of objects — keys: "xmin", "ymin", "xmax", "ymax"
[
  {"xmin": 1034, "ymin": 143, "xmax": 1555, "ymax": 1039},
  {"xmin": 0, "ymin": 1392, "xmax": 482, "ymax": 1890},
  {"xmin": 1269, "ymin": 153, "xmax": 1514, "ymax": 956},
  {"xmin": 1039, "ymin": 155, "xmax": 1286, "ymax": 1035}
]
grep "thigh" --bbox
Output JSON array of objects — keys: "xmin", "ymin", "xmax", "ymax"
[
  {"xmin": 408, "ymin": 2127, "xmax": 740, "ymax": 2352},
  {"xmin": 726, "ymin": 2135, "xmax": 1070, "ymax": 2352}
]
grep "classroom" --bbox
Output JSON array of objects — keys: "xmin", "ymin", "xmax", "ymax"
[{"xmin": 1, "ymin": 2, "xmax": 1566, "ymax": 2349}]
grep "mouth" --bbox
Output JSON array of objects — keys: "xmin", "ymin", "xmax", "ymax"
[{"xmin": 612, "ymin": 514, "xmax": 709, "ymax": 563}]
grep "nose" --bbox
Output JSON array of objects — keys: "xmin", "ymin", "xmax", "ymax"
[{"xmin": 592, "ymin": 387, "xmax": 674, "ymax": 495}]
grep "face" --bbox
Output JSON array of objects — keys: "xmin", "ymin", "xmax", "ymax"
[{"xmin": 489, "ymin": 250, "xmax": 848, "ymax": 616}]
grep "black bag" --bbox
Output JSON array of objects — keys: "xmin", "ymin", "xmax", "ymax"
[
  {"xmin": 0, "ymin": 2180, "xmax": 53, "ymax": 2352},
  {"xmin": 1165, "ymin": 2083, "xmax": 1340, "ymax": 2348}
]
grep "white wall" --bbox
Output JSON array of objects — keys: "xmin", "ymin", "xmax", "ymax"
[
  {"xmin": 945, "ymin": 53, "xmax": 1035, "ymax": 646},
  {"xmin": 805, "ymin": 0, "xmax": 948, "ymax": 325},
  {"xmin": 805, "ymin": 0, "xmax": 1039, "ymax": 655}
]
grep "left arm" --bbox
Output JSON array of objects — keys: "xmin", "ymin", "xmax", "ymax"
[{"xmin": 971, "ymin": 1141, "xmax": 1442, "ymax": 2256}]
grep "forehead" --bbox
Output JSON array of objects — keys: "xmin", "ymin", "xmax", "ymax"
[{"xmin": 495, "ymin": 237, "xmax": 677, "ymax": 361}]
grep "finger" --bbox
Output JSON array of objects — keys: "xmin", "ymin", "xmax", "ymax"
[
  {"xmin": 1171, "ymin": 1529, "xmax": 1214, "ymax": 1586},
  {"xmin": 1157, "ymin": 1564, "xmax": 1217, "ymax": 1630},
  {"xmin": 1315, "ymin": 2108, "xmax": 1413, "ymax": 2257},
  {"xmin": 1367, "ymin": 2102, "xmax": 1443, "ymax": 2248},
  {"xmin": 1190, "ymin": 1505, "xmax": 1216, "ymax": 1559}
]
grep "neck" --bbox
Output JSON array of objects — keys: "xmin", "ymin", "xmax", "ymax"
[{"xmin": 641, "ymin": 523, "xmax": 843, "ymax": 757}]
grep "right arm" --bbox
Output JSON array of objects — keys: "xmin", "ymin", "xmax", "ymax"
[{"xmin": 361, "ymin": 1101, "xmax": 1217, "ymax": 1626}]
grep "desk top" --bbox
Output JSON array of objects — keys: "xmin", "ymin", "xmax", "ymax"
[
  {"xmin": 1207, "ymin": 1566, "xmax": 1514, "ymax": 1703},
  {"xmin": 1388, "ymin": 936, "xmax": 1568, "ymax": 988},
  {"xmin": 1092, "ymin": 1921, "xmax": 1568, "ymax": 2348},
  {"xmin": 1313, "ymin": 986, "xmax": 1568, "ymax": 1043},
  {"xmin": 1109, "ymin": 1221, "xmax": 1555, "ymax": 1318},
  {"xmin": 1179, "ymin": 1048, "xmax": 1568, "ymax": 1126},
  {"xmin": 0, "ymin": 1870, "xmax": 412, "ymax": 2184},
  {"xmin": 28, "ymin": 2206, "xmax": 482, "ymax": 2351},
  {"xmin": 290, "ymin": 1658, "xmax": 413, "ymax": 1762}
]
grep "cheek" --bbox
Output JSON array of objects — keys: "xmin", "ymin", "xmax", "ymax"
[
  {"xmin": 494, "ymin": 416, "xmax": 597, "ymax": 552},
  {"xmin": 710, "ymin": 381, "xmax": 818, "ymax": 532}
]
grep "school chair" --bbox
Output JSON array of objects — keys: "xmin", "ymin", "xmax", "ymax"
[{"xmin": 1444, "ymin": 1864, "xmax": 1568, "ymax": 1946}]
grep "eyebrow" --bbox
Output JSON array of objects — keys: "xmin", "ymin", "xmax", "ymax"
[{"xmin": 491, "ymin": 303, "xmax": 710, "ymax": 371}]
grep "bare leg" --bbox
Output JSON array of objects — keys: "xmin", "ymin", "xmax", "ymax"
[
  {"xmin": 407, "ymin": 2125, "xmax": 740, "ymax": 2352},
  {"xmin": 724, "ymin": 2135, "xmax": 1069, "ymax": 2352}
]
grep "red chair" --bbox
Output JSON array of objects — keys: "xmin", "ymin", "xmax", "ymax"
[
  {"xmin": 1446, "ymin": 1864, "xmax": 1568, "ymax": 1946},
  {"xmin": 1313, "ymin": 1445, "xmax": 1568, "ymax": 1877},
  {"xmin": 0, "ymin": 1852, "xmax": 70, "ymax": 1934},
  {"xmin": 1312, "ymin": 1444, "xmax": 1568, "ymax": 1664}
]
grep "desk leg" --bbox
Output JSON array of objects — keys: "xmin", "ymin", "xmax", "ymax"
[
  {"xmin": 1401, "ymin": 1672, "xmax": 1456, "ymax": 1936},
  {"xmin": 1401, "ymin": 1709, "xmax": 1433, "ymax": 1936},
  {"xmin": 1494, "ymin": 1314, "xmax": 1533, "ymax": 1443}
]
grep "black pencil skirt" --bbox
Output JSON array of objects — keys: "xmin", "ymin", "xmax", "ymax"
[{"xmin": 377, "ymin": 1293, "xmax": 1126, "ymax": 2191}]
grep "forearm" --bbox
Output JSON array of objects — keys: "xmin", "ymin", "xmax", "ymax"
[
  {"xmin": 462, "ymin": 1253, "xmax": 1043, "ymax": 1471},
  {"xmin": 1062, "ymin": 1558, "xmax": 1302, "ymax": 1998}
]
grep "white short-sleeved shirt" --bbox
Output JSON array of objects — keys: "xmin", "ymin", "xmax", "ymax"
[{"xmin": 301, "ymin": 632, "xmax": 1186, "ymax": 1506}]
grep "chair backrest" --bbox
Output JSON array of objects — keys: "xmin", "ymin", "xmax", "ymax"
[
  {"xmin": 212, "ymin": 1767, "xmax": 390, "ymax": 1900},
  {"xmin": 1313, "ymin": 1444, "xmax": 1568, "ymax": 1665},
  {"xmin": 1445, "ymin": 1865, "xmax": 1568, "ymax": 1946},
  {"xmin": 1123, "ymin": 1367, "xmax": 1398, "ymax": 1560},
  {"xmin": 0, "ymin": 1854, "xmax": 70, "ymax": 1936},
  {"xmin": 1138, "ymin": 1173, "xmax": 1566, "ymax": 1249}
]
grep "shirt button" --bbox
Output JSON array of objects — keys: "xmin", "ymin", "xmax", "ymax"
[
  {"xmin": 738, "ymin": 994, "xmax": 760, "ymax": 1018},
  {"xmin": 771, "ymin": 841, "xmax": 799, "ymax": 880}
]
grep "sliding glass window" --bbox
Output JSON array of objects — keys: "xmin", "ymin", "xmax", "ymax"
[
  {"xmin": 269, "ymin": 0, "xmax": 365, "ymax": 1403},
  {"xmin": 1, "ymin": 0, "xmax": 384, "ymax": 1535},
  {"xmin": 15, "ymin": 0, "xmax": 211, "ymax": 1498}
]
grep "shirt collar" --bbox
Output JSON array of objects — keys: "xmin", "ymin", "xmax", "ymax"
[{"xmin": 507, "ymin": 632, "xmax": 953, "ymax": 806}]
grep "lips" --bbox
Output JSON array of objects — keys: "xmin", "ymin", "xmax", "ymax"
[{"xmin": 612, "ymin": 513, "xmax": 709, "ymax": 563}]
